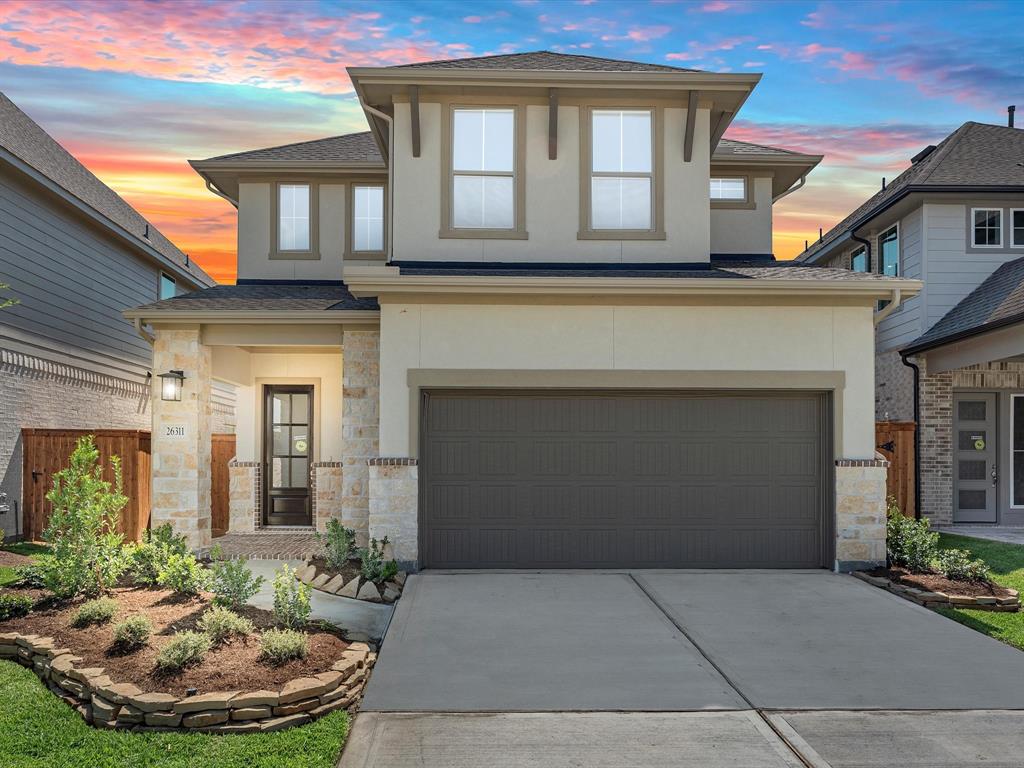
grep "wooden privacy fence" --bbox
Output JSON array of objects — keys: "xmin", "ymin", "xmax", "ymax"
[
  {"xmin": 875, "ymin": 421, "xmax": 916, "ymax": 518},
  {"xmin": 211, "ymin": 434, "xmax": 236, "ymax": 538}
]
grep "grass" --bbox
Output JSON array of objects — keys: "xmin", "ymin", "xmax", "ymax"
[
  {"xmin": 0, "ymin": 660, "xmax": 349, "ymax": 768},
  {"xmin": 935, "ymin": 533, "xmax": 1024, "ymax": 651},
  {"xmin": 0, "ymin": 542, "xmax": 49, "ymax": 587}
]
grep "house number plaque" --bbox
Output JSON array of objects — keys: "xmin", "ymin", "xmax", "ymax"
[{"xmin": 163, "ymin": 424, "xmax": 187, "ymax": 440}]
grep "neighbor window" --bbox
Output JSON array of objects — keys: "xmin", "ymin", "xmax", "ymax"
[
  {"xmin": 278, "ymin": 183, "xmax": 311, "ymax": 251},
  {"xmin": 973, "ymin": 208, "xmax": 1002, "ymax": 247},
  {"xmin": 451, "ymin": 108, "xmax": 515, "ymax": 229},
  {"xmin": 352, "ymin": 185, "xmax": 384, "ymax": 252},
  {"xmin": 850, "ymin": 245, "xmax": 868, "ymax": 273},
  {"xmin": 710, "ymin": 177, "xmax": 746, "ymax": 202},
  {"xmin": 590, "ymin": 109, "xmax": 653, "ymax": 230},
  {"xmin": 1012, "ymin": 209, "xmax": 1024, "ymax": 247},
  {"xmin": 879, "ymin": 225, "xmax": 899, "ymax": 276},
  {"xmin": 159, "ymin": 273, "xmax": 176, "ymax": 300}
]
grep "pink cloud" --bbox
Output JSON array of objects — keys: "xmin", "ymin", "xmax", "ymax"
[
  {"xmin": 833, "ymin": 51, "xmax": 876, "ymax": 74},
  {"xmin": 463, "ymin": 15, "xmax": 483, "ymax": 23},
  {"xmin": 602, "ymin": 25, "xmax": 672, "ymax": 43},
  {"xmin": 666, "ymin": 35, "xmax": 753, "ymax": 61}
]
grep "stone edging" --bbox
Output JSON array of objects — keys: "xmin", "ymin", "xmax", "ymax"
[
  {"xmin": 296, "ymin": 561, "xmax": 405, "ymax": 604},
  {"xmin": 852, "ymin": 571, "xmax": 1021, "ymax": 611},
  {"xmin": 0, "ymin": 632, "xmax": 376, "ymax": 733}
]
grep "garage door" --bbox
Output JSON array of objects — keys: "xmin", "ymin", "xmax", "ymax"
[{"xmin": 420, "ymin": 391, "xmax": 829, "ymax": 569}]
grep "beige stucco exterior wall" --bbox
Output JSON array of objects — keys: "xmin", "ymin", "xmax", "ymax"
[
  {"xmin": 709, "ymin": 175, "xmax": 773, "ymax": 254},
  {"xmin": 391, "ymin": 101, "xmax": 711, "ymax": 263}
]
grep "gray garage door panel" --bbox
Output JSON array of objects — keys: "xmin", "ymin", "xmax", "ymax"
[{"xmin": 421, "ymin": 391, "xmax": 827, "ymax": 569}]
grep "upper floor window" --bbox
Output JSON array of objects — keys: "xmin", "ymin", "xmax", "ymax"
[
  {"xmin": 352, "ymin": 185, "xmax": 384, "ymax": 252},
  {"xmin": 1013, "ymin": 209, "xmax": 1024, "ymax": 247},
  {"xmin": 972, "ymin": 208, "xmax": 1002, "ymax": 247},
  {"xmin": 710, "ymin": 177, "xmax": 746, "ymax": 202},
  {"xmin": 159, "ymin": 273, "xmax": 176, "ymax": 300},
  {"xmin": 278, "ymin": 183, "xmax": 311, "ymax": 251},
  {"xmin": 879, "ymin": 225, "xmax": 899, "ymax": 276},
  {"xmin": 451, "ymin": 108, "xmax": 515, "ymax": 229},
  {"xmin": 590, "ymin": 109, "xmax": 653, "ymax": 230},
  {"xmin": 850, "ymin": 245, "xmax": 868, "ymax": 273}
]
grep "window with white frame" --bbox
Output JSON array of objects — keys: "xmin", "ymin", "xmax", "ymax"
[
  {"xmin": 1012, "ymin": 209, "xmax": 1024, "ymax": 247},
  {"xmin": 452, "ymin": 108, "xmax": 515, "ymax": 229},
  {"xmin": 973, "ymin": 208, "xmax": 1002, "ymax": 247},
  {"xmin": 352, "ymin": 185, "xmax": 384, "ymax": 252},
  {"xmin": 850, "ymin": 245, "xmax": 868, "ymax": 273},
  {"xmin": 879, "ymin": 225, "xmax": 899, "ymax": 276},
  {"xmin": 278, "ymin": 184, "xmax": 311, "ymax": 251},
  {"xmin": 590, "ymin": 109, "xmax": 653, "ymax": 230},
  {"xmin": 710, "ymin": 177, "xmax": 746, "ymax": 202}
]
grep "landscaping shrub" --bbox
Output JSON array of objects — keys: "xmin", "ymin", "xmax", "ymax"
[
  {"xmin": 155, "ymin": 631, "xmax": 211, "ymax": 673},
  {"xmin": 260, "ymin": 628, "xmax": 308, "ymax": 664},
  {"xmin": 111, "ymin": 615, "xmax": 152, "ymax": 651},
  {"xmin": 935, "ymin": 548, "xmax": 992, "ymax": 583},
  {"xmin": 72, "ymin": 597, "xmax": 118, "ymax": 627},
  {"xmin": 886, "ymin": 500, "xmax": 938, "ymax": 572},
  {"xmin": 272, "ymin": 564, "xmax": 311, "ymax": 628},
  {"xmin": 358, "ymin": 537, "xmax": 398, "ymax": 584},
  {"xmin": 197, "ymin": 606, "xmax": 254, "ymax": 645},
  {"xmin": 12, "ymin": 563, "xmax": 46, "ymax": 589},
  {"xmin": 40, "ymin": 436, "xmax": 129, "ymax": 598},
  {"xmin": 0, "ymin": 594, "xmax": 34, "ymax": 621},
  {"xmin": 315, "ymin": 519, "xmax": 357, "ymax": 570},
  {"xmin": 208, "ymin": 546, "xmax": 264, "ymax": 610},
  {"xmin": 128, "ymin": 523, "xmax": 189, "ymax": 587},
  {"xmin": 156, "ymin": 551, "xmax": 209, "ymax": 597}
]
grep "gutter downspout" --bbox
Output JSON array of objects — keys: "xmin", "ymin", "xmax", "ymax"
[
  {"xmin": 873, "ymin": 288, "xmax": 902, "ymax": 325},
  {"xmin": 204, "ymin": 178, "xmax": 238, "ymax": 209},
  {"xmin": 360, "ymin": 103, "xmax": 394, "ymax": 262},
  {"xmin": 772, "ymin": 173, "xmax": 807, "ymax": 203},
  {"xmin": 900, "ymin": 353, "xmax": 922, "ymax": 520}
]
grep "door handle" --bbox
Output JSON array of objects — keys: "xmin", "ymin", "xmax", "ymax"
[{"xmin": 992, "ymin": 464, "xmax": 998, "ymax": 486}]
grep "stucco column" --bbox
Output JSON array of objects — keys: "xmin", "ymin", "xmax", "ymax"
[
  {"xmin": 341, "ymin": 328, "xmax": 380, "ymax": 545},
  {"xmin": 151, "ymin": 327, "xmax": 212, "ymax": 549}
]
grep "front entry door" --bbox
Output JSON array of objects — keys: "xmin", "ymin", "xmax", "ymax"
[
  {"xmin": 263, "ymin": 385, "xmax": 313, "ymax": 526},
  {"xmin": 954, "ymin": 393, "xmax": 997, "ymax": 523}
]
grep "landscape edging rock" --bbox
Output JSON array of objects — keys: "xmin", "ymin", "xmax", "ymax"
[
  {"xmin": 852, "ymin": 571, "xmax": 1021, "ymax": 611},
  {"xmin": 296, "ymin": 561, "xmax": 405, "ymax": 604}
]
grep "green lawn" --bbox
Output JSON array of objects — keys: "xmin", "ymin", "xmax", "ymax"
[
  {"xmin": 936, "ymin": 533, "xmax": 1024, "ymax": 651},
  {"xmin": 0, "ymin": 543, "xmax": 49, "ymax": 587},
  {"xmin": 0, "ymin": 660, "xmax": 349, "ymax": 768}
]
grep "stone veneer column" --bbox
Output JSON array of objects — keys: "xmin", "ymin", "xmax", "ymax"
[
  {"xmin": 227, "ymin": 460, "xmax": 258, "ymax": 533},
  {"xmin": 368, "ymin": 458, "xmax": 418, "ymax": 566},
  {"xmin": 834, "ymin": 457, "xmax": 889, "ymax": 571},
  {"xmin": 918, "ymin": 357, "xmax": 953, "ymax": 525},
  {"xmin": 151, "ymin": 328, "xmax": 212, "ymax": 550},
  {"xmin": 312, "ymin": 463, "xmax": 344, "ymax": 532},
  {"xmin": 341, "ymin": 329, "xmax": 379, "ymax": 546}
]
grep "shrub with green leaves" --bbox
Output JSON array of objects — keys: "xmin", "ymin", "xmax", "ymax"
[
  {"xmin": 128, "ymin": 523, "xmax": 190, "ymax": 587},
  {"xmin": 72, "ymin": 597, "xmax": 118, "ymax": 627},
  {"xmin": 272, "ymin": 564, "xmax": 311, "ymax": 628},
  {"xmin": 358, "ymin": 537, "xmax": 399, "ymax": 584},
  {"xmin": 0, "ymin": 594, "xmax": 34, "ymax": 621},
  {"xmin": 315, "ymin": 519, "xmax": 357, "ymax": 570},
  {"xmin": 935, "ymin": 548, "xmax": 992, "ymax": 583},
  {"xmin": 155, "ymin": 631, "xmax": 210, "ymax": 673},
  {"xmin": 260, "ymin": 628, "xmax": 308, "ymax": 664},
  {"xmin": 886, "ymin": 500, "xmax": 938, "ymax": 572},
  {"xmin": 197, "ymin": 606, "xmax": 254, "ymax": 645},
  {"xmin": 111, "ymin": 615, "xmax": 152, "ymax": 651},
  {"xmin": 12, "ymin": 563, "xmax": 46, "ymax": 589},
  {"xmin": 40, "ymin": 436, "xmax": 129, "ymax": 598},
  {"xmin": 157, "ymin": 551, "xmax": 209, "ymax": 596},
  {"xmin": 208, "ymin": 547, "xmax": 263, "ymax": 610}
]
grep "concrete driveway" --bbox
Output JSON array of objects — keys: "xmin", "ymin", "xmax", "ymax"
[{"xmin": 340, "ymin": 570, "xmax": 1024, "ymax": 767}]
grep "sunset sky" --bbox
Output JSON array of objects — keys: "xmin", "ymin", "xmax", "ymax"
[{"xmin": 2, "ymin": 0, "xmax": 1021, "ymax": 283}]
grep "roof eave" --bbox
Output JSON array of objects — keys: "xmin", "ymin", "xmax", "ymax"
[
  {"xmin": 903, "ymin": 312, "xmax": 1024, "ymax": 356},
  {"xmin": 122, "ymin": 308, "xmax": 382, "ymax": 325},
  {"xmin": 189, "ymin": 159, "xmax": 385, "ymax": 173},
  {"xmin": 347, "ymin": 67, "xmax": 762, "ymax": 90}
]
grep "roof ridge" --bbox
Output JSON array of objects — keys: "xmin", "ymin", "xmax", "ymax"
[{"xmin": 915, "ymin": 121, "xmax": 972, "ymax": 184}]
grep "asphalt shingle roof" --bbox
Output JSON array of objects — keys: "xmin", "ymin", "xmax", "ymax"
[
  {"xmin": 392, "ymin": 50, "xmax": 700, "ymax": 73},
  {"xmin": 130, "ymin": 283, "xmax": 379, "ymax": 314},
  {"xmin": 198, "ymin": 132, "xmax": 383, "ymax": 165},
  {"xmin": 904, "ymin": 256, "xmax": 1024, "ymax": 352},
  {"xmin": 714, "ymin": 138, "xmax": 812, "ymax": 159},
  {"xmin": 0, "ymin": 92, "xmax": 213, "ymax": 286}
]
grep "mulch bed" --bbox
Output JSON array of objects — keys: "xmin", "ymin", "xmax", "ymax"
[
  {"xmin": 0, "ymin": 550, "xmax": 34, "ymax": 569},
  {"xmin": 308, "ymin": 556, "xmax": 362, "ymax": 585},
  {"xmin": 0, "ymin": 585, "xmax": 349, "ymax": 697},
  {"xmin": 868, "ymin": 567, "xmax": 1015, "ymax": 598}
]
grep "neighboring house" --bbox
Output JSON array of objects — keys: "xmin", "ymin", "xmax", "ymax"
[
  {"xmin": 797, "ymin": 118, "xmax": 1024, "ymax": 527},
  {"xmin": 126, "ymin": 51, "xmax": 917, "ymax": 572},
  {"xmin": 0, "ymin": 92, "xmax": 235, "ymax": 541}
]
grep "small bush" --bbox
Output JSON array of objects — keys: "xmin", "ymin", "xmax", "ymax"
[
  {"xmin": 72, "ymin": 597, "xmax": 118, "ymax": 627},
  {"xmin": 198, "ymin": 606, "xmax": 254, "ymax": 645},
  {"xmin": 12, "ymin": 563, "xmax": 46, "ymax": 589},
  {"xmin": 157, "ymin": 552, "xmax": 209, "ymax": 596},
  {"xmin": 358, "ymin": 537, "xmax": 399, "ymax": 584},
  {"xmin": 155, "ymin": 631, "xmax": 210, "ymax": 673},
  {"xmin": 112, "ymin": 615, "xmax": 152, "ymax": 651},
  {"xmin": 272, "ymin": 564, "xmax": 311, "ymax": 629},
  {"xmin": 315, "ymin": 520, "xmax": 357, "ymax": 570},
  {"xmin": 0, "ymin": 594, "xmax": 34, "ymax": 621},
  {"xmin": 129, "ymin": 523, "xmax": 190, "ymax": 587},
  {"xmin": 260, "ymin": 628, "xmax": 308, "ymax": 664},
  {"xmin": 935, "ymin": 548, "xmax": 991, "ymax": 583},
  {"xmin": 886, "ymin": 500, "xmax": 938, "ymax": 572},
  {"xmin": 208, "ymin": 547, "xmax": 263, "ymax": 610}
]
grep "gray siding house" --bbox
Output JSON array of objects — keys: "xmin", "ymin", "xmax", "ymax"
[{"xmin": 0, "ymin": 92, "xmax": 232, "ymax": 540}]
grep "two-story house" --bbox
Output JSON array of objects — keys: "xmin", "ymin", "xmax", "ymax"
[
  {"xmin": 126, "ymin": 51, "xmax": 917, "ymax": 572},
  {"xmin": 798, "ymin": 119, "xmax": 1024, "ymax": 528},
  {"xmin": 0, "ymin": 92, "xmax": 234, "ymax": 542}
]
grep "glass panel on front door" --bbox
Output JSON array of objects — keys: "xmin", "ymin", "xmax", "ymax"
[
  {"xmin": 953, "ymin": 394, "xmax": 997, "ymax": 523},
  {"xmin": 264, "ymin": 386, "xmax": 313, "ymax": 527}
]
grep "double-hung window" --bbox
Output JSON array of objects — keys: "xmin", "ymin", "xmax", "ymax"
[
  {"xmin": 879, "ymin": 225, "xmax": 899, "ymax": 276},
  {"xmin": 352, "ymin": 185, "xmax": 385, "ymax": 253},
  {"xmin": 972, "ymin": 208, "xmax": 1002, "ymax": 247},
  {"xmin": 1013, "ymin": 209, "xmax": 1024, "ymax": 248},
  {"xmin": 589, "ymin": 109, "xmax": 653, "ymax": 230},
  {"xmin": 451, "ymin": 108, "xmax": 515, "ymax": 230},
  {"xmin": 278, "ymin": 183, "xmax": 311, "ymax": 252},
  {"xmin": 850, "ymin": 245, "xmax": 868, "ymax": 273},
  {"xmin": 710, "ymin": 177, "xmax": 747, "ymax": 202}
]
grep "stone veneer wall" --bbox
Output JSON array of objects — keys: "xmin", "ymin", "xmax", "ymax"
[
  {"xmin": 367, "ymin": 459, "xmax": 418, "ymax": 566},
  {"xmin": 312, "ymin": 463, "xmax": 343, "ymax": 533},
  {"xmin": 228, "ymin": 460, "xmax": 259, "ymax": 533},
  {"xmin": 875, "ymin": 349, "xmax": 915, "ymax": 422},
  {"xmin": 341, "ymin": 329, "xmax": 379, "ymax": 546},
  {"xmin": 834, "ymin": 458, "xmax": 889, "ymax": 571}
]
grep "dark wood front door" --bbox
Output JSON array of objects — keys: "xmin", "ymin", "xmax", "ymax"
[{"xmin": 263, "ymin": 385, "xmax": 313, "ymax": 527}]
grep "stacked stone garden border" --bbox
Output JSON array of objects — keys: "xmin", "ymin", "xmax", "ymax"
[
  {"xmin": 296, "ymin": 560, "xmax": 406, "ymax": 604},
  {"xmin": 0, "ymin": 631, "xmax": 375, "ymax": 733},
  {"xmin": 853, "ymin": 571, "xmax": 1021, "ymax": 612}
]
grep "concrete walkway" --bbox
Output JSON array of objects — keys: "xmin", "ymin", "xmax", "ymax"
[{"xmin": 939, "ymin": 525, "xmax": 1024, "ymax": 546}]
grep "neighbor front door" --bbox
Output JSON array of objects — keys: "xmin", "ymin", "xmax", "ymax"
[
  {"xmin": 263, "ymin": 385, "xmax": 313, "ymax": 526},
  {"xmin": 954, "ymin": 393, "xmax": 997, "ymax": 523}
]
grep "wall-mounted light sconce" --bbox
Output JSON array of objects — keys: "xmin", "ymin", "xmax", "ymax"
[{"xmin": 158, "ymin": 370, "xmax": 185, "ymax": 401}]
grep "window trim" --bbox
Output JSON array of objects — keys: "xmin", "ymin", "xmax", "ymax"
[
  {"xmin": 971, "ymin": 207, "xmax": 1003, "ymax": 248},
  {"xmin": 344, "ymin": 180, "xmax": 388, "ymax": 260},
  {"xmin": 877, "ymin": 222, "xmax": 900, "ymax": 277},
  {"xmin": 158, "ymin": 272, "xmax": 176, "ymax": 300},
  {"xmin": 709, "ymin": 174, "xmax": 753, "ymax": 210},
  {"xmin": 578, "ymin": 105, "xmax": 665, "ymax": 241},
  {"xmin": 440, "ymin": 103, "xmax": 527, "ymax": 240},
  {"xmin": 850, "ymin": 244, "xmax": 869, "ymax": 273},
  {"xmin": 270, "ymin": 181, "xmax": 320, "ymax": 260},
  {"xmin": 1011, "ymin": 208, "xmax": 1024, "ymax": 248}
]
